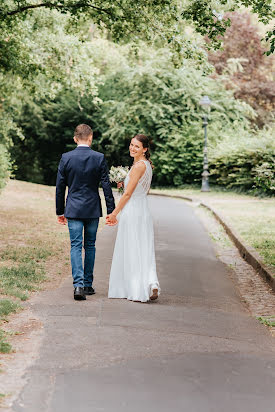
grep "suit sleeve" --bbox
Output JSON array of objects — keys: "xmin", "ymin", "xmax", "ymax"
[
  {"xmin": 56, "ymin": 155, "xmax": 67, "ymax": 216},
  {"xmin": 100, "ymin": 156, "xmax": 115, "ymax": 214}
]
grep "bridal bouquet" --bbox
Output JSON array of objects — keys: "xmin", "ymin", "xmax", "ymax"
[{"xmin": 109, "ymin": 166, "xmax": 129, "ymax": 194}]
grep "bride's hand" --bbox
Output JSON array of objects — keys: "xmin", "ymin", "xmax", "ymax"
[
  {"xmin": 106, "ymin": 213, "xmax": 118, "ymax": 226},
  {"xmin": 117, "ymin": 182, "xmax": 124, "ymax": 189}
]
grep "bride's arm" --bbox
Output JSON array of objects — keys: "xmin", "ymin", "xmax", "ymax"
[{"xmin": 106, "ymin": 162, "xmax": 146, "ymax": 225}]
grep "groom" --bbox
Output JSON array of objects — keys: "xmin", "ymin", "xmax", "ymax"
[{"xmin": 56, "ymin": 124, "xmax": 115, "ymax": 301}]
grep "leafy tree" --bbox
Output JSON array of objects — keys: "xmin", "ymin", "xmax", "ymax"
[
  {"xmin": 1, "ymin": 1, "xmax": 274, "ymax": 53},
  {"xmin": 1, "ymin": 2, "xmax": 274, "ymax": 191},
  {"xmin": 10, "ymin": 41, "xmax": 254, "ymax": 186},
  {"xmin": 0, "ymin": 9, "xmax": 99, "ymax": 155},
  {"xmin": 92, "ymin": 48, "xmax": 253, "ymax": 186},
  {"xmin": 9, "ymin": 91, "xmax": 98, "ymax": 184},
  {"xmin": 208, "ymin": 11, "xmax": 275, "ymax": 127}
]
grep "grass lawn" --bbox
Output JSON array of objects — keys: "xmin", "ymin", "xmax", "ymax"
[
  {"xmin": 0, "ymin": 179, "xmax": 106, "ymax": 353},
  {"xmin": 151, "ymin": 186, "xmax": 275, "ymax": 273}
]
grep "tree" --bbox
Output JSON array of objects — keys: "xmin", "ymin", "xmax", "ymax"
[
  {"xmin": 11, "ymin": 41, "xmax": 254, "ymax": 186},
  {"xmin": 9, "ymin": 90, "xmax": 96, "ymax": 184},
  {"xmin": 1, "ymin": 1, "xmax": 274, "ymax": 190},
  {"xmin": 1, "ymin": 1, "xmax": 274, "ymax": 54},
  {"xmin": 0, "ymin": 8, "xmax": 99, "ymax": 145},
  {"xmin": 208, "ymin": 11, "xmax": 275, "ymax": 127}
]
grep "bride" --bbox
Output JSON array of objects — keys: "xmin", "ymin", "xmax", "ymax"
[{"xmin": 106, "ymin": 134, "xmax": 160, "ymax": 302}]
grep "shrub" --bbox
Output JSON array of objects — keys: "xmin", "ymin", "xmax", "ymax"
[
  {"xmin": 0, "ymin": 144, "xmax": 11, "ymax": 191},
  {"xmin": 209, "ymin": 126, "xmax": 275, "ymax": 195},
  {"xmin": 254, "ymin": 162, "xmax": 275, "ymax": 194},
  {"xmin": 93, "ymin": 49, "xmax": 253, "ymax": 187}
]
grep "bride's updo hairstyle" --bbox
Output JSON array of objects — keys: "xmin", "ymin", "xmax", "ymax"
[{"xmin": 134, "ymin": 134, "xmax": 154, "ymax": 169}]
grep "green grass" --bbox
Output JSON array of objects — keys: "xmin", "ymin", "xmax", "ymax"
[
  {"xmin": 6, "ymin": 289, "xmax": 28, "ymax": 301},
  {"xmin": 151, "ymin": 187, "xmax": 275, "ymax": 271},
  {"xmin": 252, "ymin": 239, "xmax": 275, "ymax": 266},
  {"xmin": 0, "ymin": 299, "xmax": 22, "ymax": 355},
  {"xmin": 0, "ymin": 251, "xmax": 47, "ymax": 353},
  {"xmin": 0, "ymin": 245, "xmax": 50, "ymax": 302},
  {"xmin": 0, "ymin": 263, "xmax": 46, "ymax": 301},
  {"xmin": 0, "ymin": 299, "xmax": 20, "ymax": 318},
  {"xmin": 0, "ymin": 299, "xmax": 21, "ymax": 355},
  {"xmin": 0, "ymin": 245, "xmax": 52, "ymax": 263},
  {"xmin": 0, "ymin": 180, "xmax": 74, "ymax": 356},
  {"xmin": 257, "ymin": 316, "xmax": 275, "ymax": 328},
  {"xmin": 0, "ymin": 262, "xmax": 44, "ymax": 353},
  {"xmin": 0, "ymin": 330, "xmax": 12, "ymax": 353}
]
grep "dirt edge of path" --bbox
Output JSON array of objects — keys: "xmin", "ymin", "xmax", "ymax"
[{"xmin": 194, "ymin": 204, "xmax": 275, "ymax": 337}]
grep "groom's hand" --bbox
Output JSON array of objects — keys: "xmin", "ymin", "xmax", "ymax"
[{"xmin": 57, "ymin": 215, "xmax": 67, "ymax": 225}]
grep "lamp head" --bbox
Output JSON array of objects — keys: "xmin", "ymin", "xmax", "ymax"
[{"xmin": 199, "ymin": 95, "xmax": 212, "ymax": 110}]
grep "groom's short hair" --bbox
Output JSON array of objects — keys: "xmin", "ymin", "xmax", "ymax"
[{"xmin": 74, "ymin": 124, "xmax": 93, "ymax": 141}]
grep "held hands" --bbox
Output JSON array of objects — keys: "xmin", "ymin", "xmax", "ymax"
[
  {"xmin": 57, "ymin": 216, "xmax": 67, "ymax": 225},
  {"xmin": 106, "ymin": 213, "xmax": 118, "ymax": 226},
  {"xmin": 117, "ymin": 182, "xmax": 124, "ymax": 189}
]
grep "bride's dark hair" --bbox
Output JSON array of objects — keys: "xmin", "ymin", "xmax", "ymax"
[{"xmin": 134, "ymin": 134, "xmax": 154, "ymax": 169}]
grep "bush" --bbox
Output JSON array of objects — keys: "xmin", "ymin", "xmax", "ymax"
[
  {"xmin": 209, "ymin": 126, "xmax": 275, "ymax": 195},
  {"xmin": 92, "ymin": 49, "xmax": 253, "ymax": 187},
  {"xmin": 8, "ymin": 41, "xmax": 256, "ymax": 188},
  {"xmin": 0, "ymin": 144, "xmax": 11, "ymax": 191},
  {"xmin": 254, "ymin": 162, "xmax": 275, "ymax": 194},
  {"xmin": 152, "ymin": 125, "xmax": 203, "ymax": 186}
]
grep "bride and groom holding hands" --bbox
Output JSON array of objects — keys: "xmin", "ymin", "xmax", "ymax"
[{"xmin": 56, "ymin": 124, "xmax": 160, "ymax": 303}]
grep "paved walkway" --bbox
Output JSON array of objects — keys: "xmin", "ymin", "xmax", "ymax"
[{"xmin": 13, "ymin": 196, "xmax": 275, "ymax": 412}]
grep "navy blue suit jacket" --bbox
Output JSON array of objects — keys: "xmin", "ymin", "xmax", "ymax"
[{"xmin": 56, "ymin": 146, "xmax": 115, "ymax": 218}]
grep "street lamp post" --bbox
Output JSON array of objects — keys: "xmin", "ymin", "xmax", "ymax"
[{"xmin": 199, "ymin": 95, "xmax": 211, "ymax": 192}]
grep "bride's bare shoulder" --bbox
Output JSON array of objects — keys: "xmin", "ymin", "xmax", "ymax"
[
  {"xmin": 130, "ymin": 161, "xmax": 146, "ymax": 177},
  {"xmin": 133, "ymin": 161, "xmax": 146, "ymax": 169}
]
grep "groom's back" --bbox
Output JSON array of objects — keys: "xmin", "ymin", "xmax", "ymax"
[
  {"xmin": 65, "ymin": 147, "xmax": 102, "ymax": 189},
  {"xmin": 56, "ymin": 146, "xmax": 114, "ymax": 219}
]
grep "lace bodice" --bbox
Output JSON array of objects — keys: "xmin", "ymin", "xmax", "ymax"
[{"xmin": 124, "ymin": 160, "xmax": 152, "ymax": 197}]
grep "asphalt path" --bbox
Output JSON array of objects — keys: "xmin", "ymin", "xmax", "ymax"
[{"xmin": 13, "ymin": 195, "xmax": 275, "ymax": 412}]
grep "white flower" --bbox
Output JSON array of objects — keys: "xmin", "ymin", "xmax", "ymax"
[
  {"xmin": 212, "ymin": 9, "xmax": 223, "ymax": 21},
  {"xmin": 109, "ymin": 166, "xmax": 129, "ymax": 183}
]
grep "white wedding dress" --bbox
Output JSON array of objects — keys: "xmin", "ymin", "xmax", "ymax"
[{"xmin": 108, "ymin": 160, "xmax": 160, "ymax": 302}]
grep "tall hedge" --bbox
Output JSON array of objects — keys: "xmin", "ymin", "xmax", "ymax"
[{"xmin": 209, "ymin": 126, "xmax": 275, "ymax": 195}]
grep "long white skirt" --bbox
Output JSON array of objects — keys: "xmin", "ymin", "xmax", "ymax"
[{"xmin": 108, "ymin": 195, "xmax": 160, "ymax": 302}]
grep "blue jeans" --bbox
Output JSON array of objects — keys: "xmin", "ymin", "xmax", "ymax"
[{"xmin": 67, "ymin": 218, "xmax": 99, "ymax": 288}]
